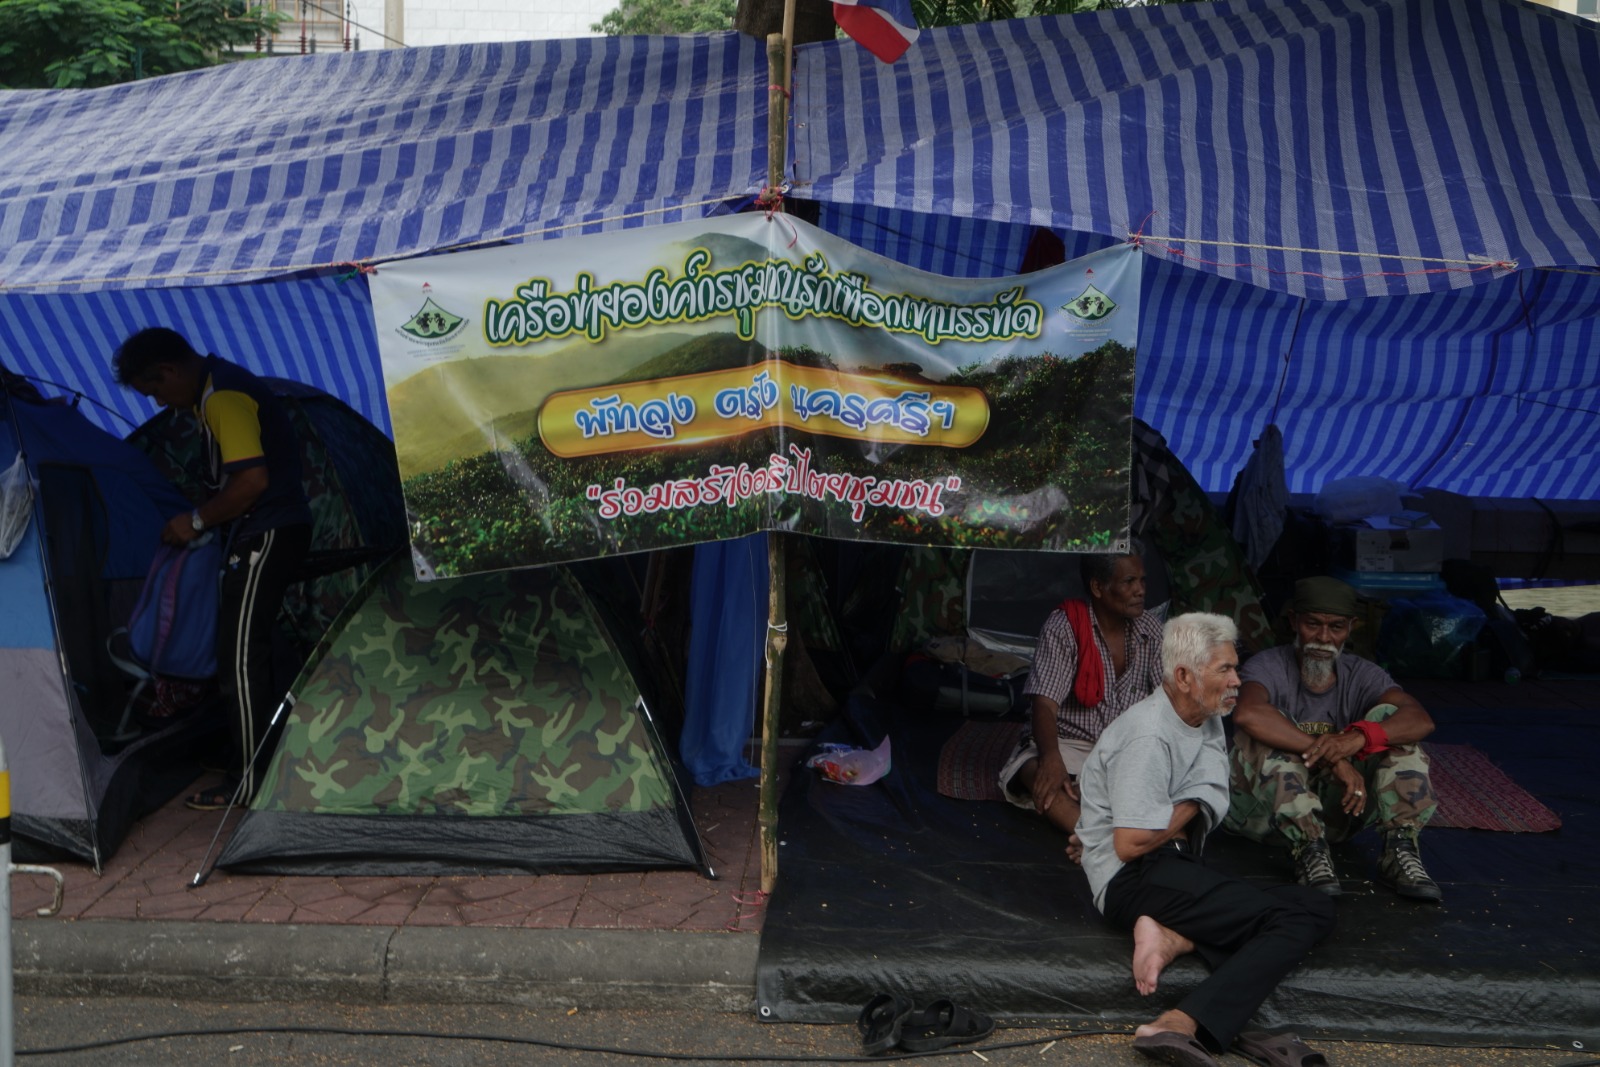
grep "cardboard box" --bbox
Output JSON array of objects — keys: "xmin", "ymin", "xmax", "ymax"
[{"xmin": 1332, "ymin": 521, "xmax": 1444, "ymax": 573}]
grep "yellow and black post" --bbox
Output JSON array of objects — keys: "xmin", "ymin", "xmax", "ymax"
[{"xmin": 1, "ymin": 737, "xmax": 13, "ymax": 1066}]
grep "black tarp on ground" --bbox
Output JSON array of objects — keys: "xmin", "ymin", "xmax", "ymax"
[{"xmin": 755, "ymin": 691, "xmax": 1600, "ymax": 1048}]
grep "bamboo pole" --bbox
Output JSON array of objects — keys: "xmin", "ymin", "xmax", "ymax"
[
  {"xmin": 758, "ymin": 31, "xmax": 790, "ymax": 896},
  {"xmin": 765, "ymin": 32, "xmax": 789, "ymax": 197},
  {"xmin": 758, "ymin": 534, "xmax": 788, "ymax": 895}
]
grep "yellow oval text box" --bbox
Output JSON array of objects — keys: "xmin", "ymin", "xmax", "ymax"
[{"xmin": 539, "ymin": 360, "xmax": 989, "ymax": 459}]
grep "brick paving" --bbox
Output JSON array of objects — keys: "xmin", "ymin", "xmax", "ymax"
[{"xmin": 9, "ymin": 775, "xmax": 768, "ymax": 933}]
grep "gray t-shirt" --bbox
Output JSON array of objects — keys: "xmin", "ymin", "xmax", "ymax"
[
  {"xmin": 1076, "ymin": 687, "xmax": 1230, "ymax": 912},
  {"xmin": 1239, "ymin": 645, "xmax": 1400, "ymax": 730}
]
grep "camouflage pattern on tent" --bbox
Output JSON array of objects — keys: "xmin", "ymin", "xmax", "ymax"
[{"xmin": 217, "ymin": 554, "xmax": 706, "ymax": 875}]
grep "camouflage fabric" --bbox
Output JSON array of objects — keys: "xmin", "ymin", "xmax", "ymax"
[
  {"xmin": 1133, "ymin": 420, "xmax": 1276, "ymax": 655},
  {"xmin": 1225, "ymin": 704, "xmax": 1437, "ymax": 847},
  {"xmin": 787, "ymin": 537, "xmax": 845, "ymax": 654},
  {"xmin": 251, "ymin": 556, "xmax": 676, "ymax": 817},
  {"xmin": 886, "ymin": 546, "xmax": 970, "ymax": 655}
]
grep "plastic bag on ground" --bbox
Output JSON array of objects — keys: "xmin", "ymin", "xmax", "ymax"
[
  {"xmin": 806, "ymin": 736, "xmax": 892, "ymax": 786},
  {"xmin": 1377, "ymin": 592, "xmax": 1486, "ymax": 678}
]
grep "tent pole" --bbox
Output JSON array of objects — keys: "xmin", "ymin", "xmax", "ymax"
[
  {"xmin": 758, "ymin": 533, "xmax": 788, "ymax": 896},
  {"xmin": 758, "ymin": 31, "xmax": 792, "ymax": 898}
]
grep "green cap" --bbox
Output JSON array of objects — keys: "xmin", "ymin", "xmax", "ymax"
[{"xmin": 1292, "ymin": 576, "xmax": 1359, "ymax": 618}]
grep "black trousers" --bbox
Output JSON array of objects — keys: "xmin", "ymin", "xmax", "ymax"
[
  {"xmin": 1103, "ymin": 847, "xmax": 1336, "ymax": 1052},
  {"xmin": 217, "ymin": 523, "xmax": 311, "ymax": 799}
]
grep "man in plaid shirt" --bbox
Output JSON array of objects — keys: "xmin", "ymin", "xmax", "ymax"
[{"xmin": 997, "ymin": 552, "xmax": 1164, "ymax": 834}]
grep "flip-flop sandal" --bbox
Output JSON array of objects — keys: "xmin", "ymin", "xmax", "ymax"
[
  {"xmin": 1132, "ymin": 1029, "xmax": 1220, "ymax": 1067},
  {"xmin": 1232, "ymin": 1030, "xmax": 1328, "ymax": 1067},
  {"xmin": 185, "ymin": 786, "xmax": 240, "ymax": 811},
  {"xmin": 856, "ymin": 992, "xmax": 913, "ymax": 1055},
  {"xmin": 897, "ymin": 998, "xmax": 995, "ymax": 1052}
]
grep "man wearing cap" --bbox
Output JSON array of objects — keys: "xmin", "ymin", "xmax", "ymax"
[
  {"xmin": 998, "ymin": 552, "xmax": 1163, "ymax": 834},
  {"xmin": 1225, "ymin": 576, "xmax": 1441, "ymax": 901}
]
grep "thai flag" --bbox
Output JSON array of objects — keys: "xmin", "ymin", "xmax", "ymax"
[{"xmin": 833, "ymin": 0, "xmax": 919, "ymax": 63}]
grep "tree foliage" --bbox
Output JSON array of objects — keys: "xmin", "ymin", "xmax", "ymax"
[
  {"xmin": 592, "ymin": 0, "xmax": 738, "ymax": 36},
  {"xmin": 0, "ymin": 0, "xmax": 283, "ymax": 89}
]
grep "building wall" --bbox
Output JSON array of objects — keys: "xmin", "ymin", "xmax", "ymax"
[
  {"xmin": 339, "ymin": 0, "xmax": 613, "ymax": 50},
  {"xmin": 1526, "ymin": 0, "xmax": 1599, "ymax": 18}
]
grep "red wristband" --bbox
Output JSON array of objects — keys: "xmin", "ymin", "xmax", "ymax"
[{"xmin": 1345, "ymin": 720, "xmax": 1390, "ymax": 758}]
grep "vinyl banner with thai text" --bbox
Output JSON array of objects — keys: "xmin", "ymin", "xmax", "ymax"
[{"xmin": 369, "ymin": 213, "xmax": 1139, "ymax": 577}]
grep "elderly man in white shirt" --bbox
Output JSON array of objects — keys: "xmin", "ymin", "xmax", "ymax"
[{"xmin": 1071, "ymin": 612, "xmax": 1337, "ymax": 1067}]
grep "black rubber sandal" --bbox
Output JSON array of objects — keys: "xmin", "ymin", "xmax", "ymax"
[
  {"xmin": 856, "ymin": 992, "xmax": 914, "ymax": 1055},
  {"xmin": 897, "ymin": 999, "xmax": 994, "ymax": 1052}
]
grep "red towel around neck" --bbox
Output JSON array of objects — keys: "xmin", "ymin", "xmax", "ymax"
[{"xmin": 1061, "ymin": 598, "xmax": 1105, "ymax": 708}]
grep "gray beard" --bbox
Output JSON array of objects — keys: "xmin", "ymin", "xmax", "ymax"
[{"xmin": 1300, "ymin": 655, "xmax": 1336, "ymax": 689}]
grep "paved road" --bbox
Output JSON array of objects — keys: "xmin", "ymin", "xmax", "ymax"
[{"xmin": 10, "ymin": 996, "xmax": 1587, "ymax": 1067}]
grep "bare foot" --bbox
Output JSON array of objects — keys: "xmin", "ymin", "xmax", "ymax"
[
  {"xmin": 1131, "ymin": 916, "xmax": 1195, "ymax": 996},
  {"xmin": 1134, "ymin": 1009, "xmax": 1199, "ymax": 1040},
  {"xmin": 1065, "ymin": 832, "xmax": 1084, "ymax": 866}
]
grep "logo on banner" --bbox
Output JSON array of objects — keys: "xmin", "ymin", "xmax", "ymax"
[
  {"xmin": 1062, "ymin": 284, "xmax": 1117, "ymax": 322},
  {"xmin": 399, "ymin": 290, "xmax": 468, "ymax": 344}
]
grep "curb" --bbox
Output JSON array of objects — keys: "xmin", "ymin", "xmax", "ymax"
[{"xmin": 12, "ymin": 920, "xmax": 760, "ymax": 1010}]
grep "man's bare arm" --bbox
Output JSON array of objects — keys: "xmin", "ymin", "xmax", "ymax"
[
  {"xmin": 1028, "ymin": 695, "xmax": 1075, "ymax": 811},
  {"xmin": 1112, "ymin": 801, "xmax": 1199, "ymax": 863},
  {"xmin": 1232, "ymin": 681, "xmax": 1316, "ymax": 754},
  {"xmin": 1371, "ymin": 688, "xmax": 1434, "ymax": 744},
  {"xmin": 1303, "ymin": 686, "xmax": 1435, "ymax": 768}
]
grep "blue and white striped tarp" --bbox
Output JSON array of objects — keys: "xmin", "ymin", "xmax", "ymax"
[
  {"xmin": 0, "ymin": 276, "xmax": 390, "ymax": 435},
  {"xmin": 0, "ymin": 34, "xmax": 767, "ymax": 293},
  {"xmin": 2, "ymin": 7, "xmax": 1599, "ymax": 501},
  {"xmin": 794, "ymin": 0, "xmax": 1600, "ymax": 300},
  {"xmin": 819, "ymin": 204, "xmax": 1600, "ymax": 500}
]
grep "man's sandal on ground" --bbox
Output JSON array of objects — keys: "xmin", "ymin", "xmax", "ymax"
[
  {"xmin": 185, "ymin": 783, "xmax": 243, "ymax": 811},
  {"xmin": 856, "ymin": 992, "xmax": 913, "ymax": 1055},
  {"xmin": 897, "ymin": 999, "xmax": 994, "ymax": 1052},
  {"xmin": 1132, "ymin": 1029, "xmax": 1220, "ymax": 1066},
  {"xmin": 1232, "ymin": 1029, "xmax": 1328, "ymax": 1067}
]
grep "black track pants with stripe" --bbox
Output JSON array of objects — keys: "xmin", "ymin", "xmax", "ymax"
[{"xmin": 217, "ymin": 523, "xmax": 311, "ymax": 800}]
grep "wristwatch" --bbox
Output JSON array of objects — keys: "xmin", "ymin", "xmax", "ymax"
[{"xmin": 190, "ymin": 510, "xmax": 205, "ymax": 533}]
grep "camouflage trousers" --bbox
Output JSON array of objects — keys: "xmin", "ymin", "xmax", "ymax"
[{"xmin": 1224, "ymin": 705, "xmax": 1437, "ymax": 847}]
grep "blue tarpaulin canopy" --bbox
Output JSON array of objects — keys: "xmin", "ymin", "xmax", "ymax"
[{"xmin": 1, "ymin": 0, "xmax": 1597, "ymax": 498}]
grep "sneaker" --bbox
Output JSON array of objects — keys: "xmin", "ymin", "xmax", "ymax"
[
  {"xmin": 1293, "ymin": 839, "xmax": 1343, "ymax": 896},
  {"xmin": 1381, "ymin": 833, "xmax": 1443, "ymax": 902}
]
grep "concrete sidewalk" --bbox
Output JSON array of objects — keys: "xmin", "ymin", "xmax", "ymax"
[{"xmin": 9, "ymin": 776, "xmax": 768, "ymax": 1009}]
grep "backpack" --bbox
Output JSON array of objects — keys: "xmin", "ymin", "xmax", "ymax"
[{"xmin": 126, "ymin": 539, "xmax": 222, "ymax": 680}]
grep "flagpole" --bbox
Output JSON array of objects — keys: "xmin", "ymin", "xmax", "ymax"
[
  {"xmin": 758, "ymin": 31, "xmax": 792, "ymax": 900},
  {"xmin": 781, "ymin": 0, "xmax": 796, "ymax": 104}
]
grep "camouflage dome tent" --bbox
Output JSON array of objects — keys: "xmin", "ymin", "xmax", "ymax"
[{"xmin": 217, "ymin": 552, "xmax": 707, "ymax": 876}]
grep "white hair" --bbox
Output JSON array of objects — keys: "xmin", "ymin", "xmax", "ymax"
[{"xmin": 1161, "ymin": 612, "xmax": 1238, "ymax": 681}]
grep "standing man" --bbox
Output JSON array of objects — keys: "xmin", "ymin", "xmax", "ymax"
[
  {"xmin": 1225, "ymin": 576, "xmax": 1441, "ymax": 901},
  {"xmin": 114, "ymin": 327, "xmax": 312, "ymax": 809},
  {"xmin": 1073, "ymin": 613, "xmax": 1336, "ymax": 1067},
  {"xmin": 998, "ymin": 552, "xmax": 1163, "ymax": 833}
]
